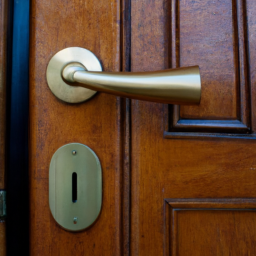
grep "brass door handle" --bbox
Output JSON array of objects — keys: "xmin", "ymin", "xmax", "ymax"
[{"xmin": 46, "ymin": 47, "xmax": 201, "ymax": 104}]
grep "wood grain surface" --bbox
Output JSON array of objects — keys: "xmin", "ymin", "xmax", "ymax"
[
  {"xmin": 131, "ymin": 0, "xmax": 256, "ymax": 255},
  {"xmin": 248, "ymin": 0, "xmax": 256, "ymax": 132},
  {"xmin": 29, "ymin": 0, "xmax": 256, "ymax": 255},
  {"xmin": 0, "ymin": 223, "xmax": 6, "ymax": 256},
  {"xmin": 29, "ymin": 0, "xmax": 123, "ymax": 255},
  {"xmin": 121, "ymin": 0, "xmax": 131, "ymax": 255},
  {"xmin": 169, "ymin": 0, "xmax": 251, "ymax": 134},
  {"xmin": 166, "ymin": 199, "xmax": 256, "ymax": 256},
  {"xmin": 177, "ymin": 0, "xmax": 245, "ymax": 120},
  {"xmin": 173, "ymin": 210, "xmax": 256, "ymax": 255}
]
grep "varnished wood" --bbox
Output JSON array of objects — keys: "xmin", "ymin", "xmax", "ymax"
[
  {"xmin": 132, "ymin": 103, "xmax": 256, "ymax": 255},
  {"xmin": 170, "ymin": 0, "xmax": 251, "ymax": 133},
  {"xmin": 167, "ymin": 199, "xmax": 256, "ymax": 256},
  {"xmin": 29, "ymin": 0, "xmax": 123, "ymax": 255},
  {"xmin": 121, "ymin": 1, "xmax": 131, "ymax": 254},
  {"xmin": 177, "ymin": 0, "xmax": 248, "ymax": 120},
  {"xmin": 164, "ymin": 131, "xmax": 256, "ymax": 140},
  {"xmin": 121, "ymin": 98, "xmax": 131, "ymax": 256},
  {"xmin": 164, "ymin": 198, "xmax": 256, "ymax": 255},
  {"xmin": 29, "ymin": 0, "xmax": 256, "ymax": 254},
  {"xmin": 248, "ymin": 0, "xmax": 256, "ymax": 132},
  {"xmin": 0, "ymin": 223, "xmax": 6, "ymax": 256},
  {"xmin": 131, "ymin": 0, "xmax": 256, "ymax": 255}
]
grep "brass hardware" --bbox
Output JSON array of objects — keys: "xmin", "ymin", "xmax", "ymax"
[
  {"xmin": 49, "ymin": 143, "xmax": 102, "ymax": 232},
  {"xmin": 46, "ymin": 48, "xmax": 102, "ymax": 103},
  {"xmin": 47, "ymin": 47, "xmax": 201, "ymax": 104}
]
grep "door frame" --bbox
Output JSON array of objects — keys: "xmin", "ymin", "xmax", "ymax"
[{"xmin": 6, "ymin": 0, "xmax": 30, "ymax": 254}]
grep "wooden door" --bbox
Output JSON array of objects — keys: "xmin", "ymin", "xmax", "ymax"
[
  {"xmin": 130, "ymin": 0, "xmax": 256, "ymax": 255},
  {"xmin": 29, "ymin": 0, "xmax": 256, "ymax": 255}
]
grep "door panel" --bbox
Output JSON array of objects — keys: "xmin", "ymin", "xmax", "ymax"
[
  {"xmin": 167, "ymin": 199, "xmax": 256, "ymax": 256},
  {"xmin": 131, "ymin": 0, "xmax": 256, "ymax": 255},
  {"xmin": 177, "ymin": 0, "xmax": 247, "ymax": 120},
  {"xmin": 171, "ymin": 0, "xmax": 250, "ymax": 133},
  {"xmin": 29, "ymin": 0, "xmax": 123, "ymax": 254}
]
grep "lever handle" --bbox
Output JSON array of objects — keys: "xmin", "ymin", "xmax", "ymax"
[
  {"xmin": 63, "ymin": 65, "xmax": 201, "ymax": 104},
  {"xmin": 46, "ymin": 47, "xmax": 201, "ymax": 104}
]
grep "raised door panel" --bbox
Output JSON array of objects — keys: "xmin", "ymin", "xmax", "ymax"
[
  {"xmin": 167, "ymin": 0, "xmax": 252, "ymax": 136},
  {"xmin": 165, "ymin": 200, "xmax": 256, "ymax": 256}
]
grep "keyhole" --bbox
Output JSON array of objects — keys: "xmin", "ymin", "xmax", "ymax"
[{"xmin": 72, "ymin": 172, "xmax": 77, "ymax": 202}]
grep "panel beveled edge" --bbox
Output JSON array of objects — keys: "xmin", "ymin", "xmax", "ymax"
[
  {"xmin": 163, "ymin": 131, "xmax": 256, "ymax": 140},
  {"xmin": 168, "ymin": 0, "xmax": 251, "ymax": 135},
  {"xmin": 163, "ymin": 198, "xmax": 256, "ymax": 256},
  {"xmin": 165, "ymin": 198, "xmax": 256, "ymax": 209}
]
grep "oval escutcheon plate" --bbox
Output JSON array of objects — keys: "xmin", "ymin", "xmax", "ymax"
[
  {"xmin": 49, "ymin": 143, "xmax": 102, "ymax": 232},
  {"xmin": 46, "ymin": 47, "xmax": 102, "ymax": 103}
]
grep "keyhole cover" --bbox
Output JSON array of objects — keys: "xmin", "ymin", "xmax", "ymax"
[{"xmin": 49, "ymin": 143, "xmax": 102, "ymax": 232}]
